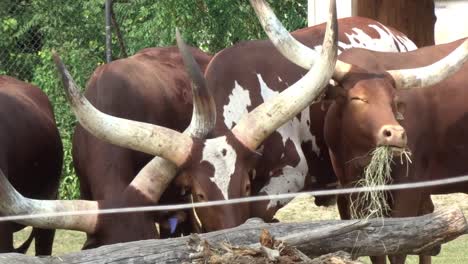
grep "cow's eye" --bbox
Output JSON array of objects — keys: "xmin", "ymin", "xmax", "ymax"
[
  {"xmin": 394, "ymin": 97, "xmax": 406, "ymax": 120},
  {"xmin": 350, "ymin": 97, "xmax": 368, "ymax": 103},
  {"xmin": 196, "ymin": 193, "xmax": 206, "ymax": 201},
  {"xmin": 245, "ymin": 182, "xmax": 251, "ymax": 195}
]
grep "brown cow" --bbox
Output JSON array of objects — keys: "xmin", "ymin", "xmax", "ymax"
[
  {"xmin": 71, "ymin": 46, "xmax": 213, "ymax": 248},
  {"xmin": 0, "ymin": 0, "xmax": 339, "ymax": 247},
  {"xmin": 324, "ymin": 37, "xmax": 468, "ymax": 264},
  {"xmin": 253, "ymin": 0, "xmax": 468, "ymax": 263},
  {"xmin": 0, "ymin": 76, "xmax": 63, "ymax": 255}
]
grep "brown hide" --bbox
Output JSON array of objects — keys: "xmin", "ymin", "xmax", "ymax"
[
  {"xmin": 324, "ymin": 38, "xmax": 468, "ymax": 263},
  {"xmin": 204, "ymin": 16, "xmax": 416, "ymax": 222},
  {"xmin": 354, "ymin": 0, "xmax": 436, "ymax": 47},
  {"xmin": 72, "ymin": 46, "xmax": 212, "ymax": 248},
  {"xmin": 0, "ymin": 76, "xmax": 63, "ymax": 255}
]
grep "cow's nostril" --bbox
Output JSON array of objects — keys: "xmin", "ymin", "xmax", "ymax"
[{"xmin": 383, "ymin": 129, "xmax": 392, "ymax": 138}]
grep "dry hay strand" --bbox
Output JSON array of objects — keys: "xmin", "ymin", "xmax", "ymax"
[
  {"xmin": 185, "ymin": 230, "xmax": 363, "ymax": 264},
  {"xmin": 308, "ymin": 251, "xmax": 363, "ymax": 264},
  {"xmin": 350, "ymin": 146, "xmax": 412, "ymax": 219}
]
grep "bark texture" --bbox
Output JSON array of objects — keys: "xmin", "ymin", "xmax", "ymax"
[{"xmin": 0, "ymin": 208, "xmax": 465, "ymax": 264}]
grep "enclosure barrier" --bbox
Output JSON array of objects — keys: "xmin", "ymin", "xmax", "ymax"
[{"xmin": 0, "ymin": 207, "xmax": 465, "ymax": 264}]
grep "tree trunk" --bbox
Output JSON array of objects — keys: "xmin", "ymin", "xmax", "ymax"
[
  {"xmin": 353, "ymin": 0, "xmax": 436, "ymax": 47},
  {"xmin": 0, "ymin": 208, "xmax": 465, "ymax": 264}
]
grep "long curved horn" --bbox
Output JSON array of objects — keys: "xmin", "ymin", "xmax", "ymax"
[
  {"xmin": 129, "ymin": 31, "xmax": 217, "ymax": 203},
  {"xmin": 249, "ymin": 0, "xmax": 351, "ymax": 80},
  {"xmin": 232, "ymin": 0, "xmax": 338, "ymax": 150},
  {"xmin": 52, "ymin": 53, "xmax": 193, "ymax": 167},
  {"xmin": 176, "ymin": 28, "xmax": 216, "ymax": 138},
  {"xmin": 0, "ymin": 168, "xmax": 99, "ymax": 233},
  {"xmin": 387, "ymin": 38, "xmax": 468, "ymax": 89}
]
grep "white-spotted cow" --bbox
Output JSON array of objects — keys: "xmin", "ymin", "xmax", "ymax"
[{"xmin": 198, "ymin": 1, "xmax": 417, "ymax": 221}]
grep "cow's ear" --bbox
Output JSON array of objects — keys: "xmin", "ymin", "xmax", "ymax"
[
  {"xmin": 324, "ymin": 83, "xmax": 346, "ymax": 100},
  {"xmin": 174, "ymin": 171, "xmax": 192, "ymax": 196},
  {"xmin": 321, "ymin": 83, "xmax": 345, "ymax": 111},
  {"xmin": 394, "ymin": 95, "xmax": 406, "ymax": 121}
]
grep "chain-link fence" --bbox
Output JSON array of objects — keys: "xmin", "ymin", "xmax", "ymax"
[
  {"xmin": 0, "ymin": 0, "xmax": 113, "ymax": 199},
  {"xmin": 0, "ymin": 0, "xmax": 307, "ymax": 97}
]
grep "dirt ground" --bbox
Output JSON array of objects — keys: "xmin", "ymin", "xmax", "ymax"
[{"xmin": 275, "ymin": 193, "xmax": 468, "ymax": 222}]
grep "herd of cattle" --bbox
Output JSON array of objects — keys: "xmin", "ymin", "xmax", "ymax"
[{"xmin": 1, "ymin": 0, "xmax": 468, "ymax": 263}]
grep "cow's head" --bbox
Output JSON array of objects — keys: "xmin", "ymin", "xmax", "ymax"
[
  {"xmin": 250, "ymin": 0, "xmax": 468, "ymax": 183},
  {"xmin": 174, "ymin": 132, "xmax": 260, "ymax": 231},
  {"xmin": 324, "ymin": 46, "xmax": 468, "ymax": 180},
  {"xmin": 323, "ymin": 70, "xmax": 408, "ymax": 171}
]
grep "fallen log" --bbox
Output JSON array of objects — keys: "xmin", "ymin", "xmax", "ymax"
[{"xmin": 0, "ymin": 207, "xmax": 465, "ymax": 264}]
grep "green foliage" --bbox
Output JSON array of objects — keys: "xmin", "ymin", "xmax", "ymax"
[
  {"xmin": 113, "ymin": 0, "xmax": 306, "ymax": 54},
  {"xmin": 0, "ymin": 0, "xmax": 306, "ymax": 199}
]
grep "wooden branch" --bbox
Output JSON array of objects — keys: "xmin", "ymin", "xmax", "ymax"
[{"xmin": 0, "ymin": 207, "xmax": 465, "ymax": 264}]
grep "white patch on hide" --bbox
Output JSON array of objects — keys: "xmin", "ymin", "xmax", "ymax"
[
  {"xmin": 223, "ymin": 81, "xmax": 251, "ymax": 129},
  {"xmin": 370, "ymin": 24, "xmax": 417, "ymax": 51},
  {"xmin": 337, "ymin": 24, "xmax": 417, "ymax": 52},
  {"xmin": 261, "ymin": 166, "xmax": 308, "ymax": 208},
  {"xmin": 202, "ymin": 136, "xmax": 237, "ymax": 199},
  {"xmin": 257, "ymin": 74, "xmax": 320, "ymax": 156},
  {"xmin": 256, "ymin": 74, "xmax": 320, "ymax": 209}
]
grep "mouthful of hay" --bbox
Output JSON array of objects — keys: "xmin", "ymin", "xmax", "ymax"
[{"xmin": 350, "ymin": 146, "xmax": 412, "ymax": 219}]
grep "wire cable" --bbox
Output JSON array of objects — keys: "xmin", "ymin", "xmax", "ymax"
[{"xmin": 0, "ymin": 174, "xmax": 467, "ymax": 222}]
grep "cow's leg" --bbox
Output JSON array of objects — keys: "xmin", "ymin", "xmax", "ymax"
[
  {"xmin": 388, "ymin": 189, "xmax": 427, "ymax": 264},
  {"xmin": 419, "ymin": 256, "xmax": 432, "ymax": 264},
  {"xmin": 337, "ymin": 194, "xmax": 351, "ymax": 219},
  {"xmin": 418, "ymin": 195, "xmax": 434, "ymax": 264},
  {"xmin": 337, "ymin": 195, "xmax": 386, "ymax": 264},
  {"xmin": 0, "ymin": 223, "xmax": 14, "ymax": 253},
  {"xmin": 370, "ymin": 256, "xmax": 387, "ymax": 264},
  {"xmin": 249, "ymin": 198, "xmax": 278, "ymax": 222},
  {"xmin": 34, "ymin": 228, "xmax": 55, "ymax": 255}
]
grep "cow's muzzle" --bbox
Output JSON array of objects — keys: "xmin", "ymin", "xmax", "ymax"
[{"xmin": 377, "ymin": 125, "xmax": 407, "ymax": 151}]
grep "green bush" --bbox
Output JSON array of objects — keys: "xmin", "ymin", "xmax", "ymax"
[{"xmin": 0, "ymin": 0, "xmax": 306, "ymax": 199}]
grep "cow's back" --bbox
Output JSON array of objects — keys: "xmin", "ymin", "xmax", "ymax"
[
  {"xmin": 73, "ymin": 46, "xmax": 212, "ymax": 201},
  {"xmin": 0, "ymin": 75, "xmax": 62, "ymax": 198}
]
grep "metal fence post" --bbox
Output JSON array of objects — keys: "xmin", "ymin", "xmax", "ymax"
[{"xmin": 105, "ymin": 0, "xmax": 112, "ymax": 63}]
